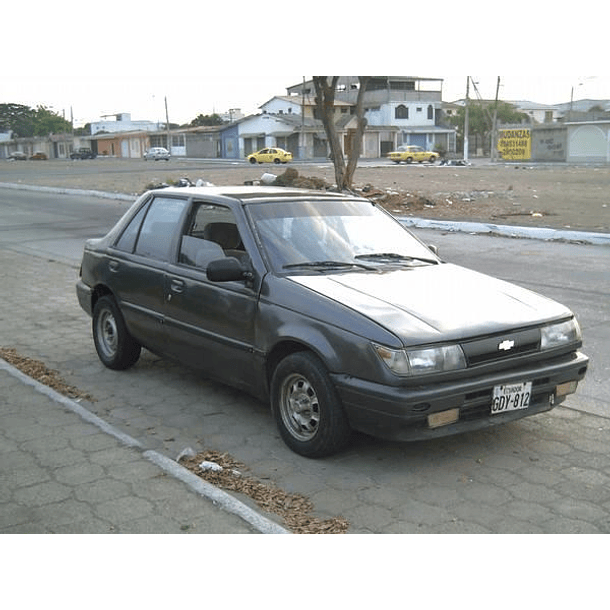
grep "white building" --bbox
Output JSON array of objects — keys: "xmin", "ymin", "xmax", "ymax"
[{"xmin": 90, "ymin": 113, "xmax": 160, "ymax": 135}]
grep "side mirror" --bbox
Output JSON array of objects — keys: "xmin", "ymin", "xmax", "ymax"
[
  {"xmin": 428, "ymin": 244, "xmax": 438, "ymax": 256},
  {"xmin": 206, "ymin": 257, "xmax": 248, "ymax": 282}
]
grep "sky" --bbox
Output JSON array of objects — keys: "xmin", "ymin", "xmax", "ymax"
[{"xmin": 5, "ymin": 71, "xmax": 610, "ymax": 128}]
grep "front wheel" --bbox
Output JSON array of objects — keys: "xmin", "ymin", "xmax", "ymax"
[
  {"xmin": 249, "ymin": 157, "xmax": 257, "ymax": 164},
  {"xmin": 92, "ymin": 295, "xmax": 141, "ymax": 370},
  {"xmin": 271, "ymin": 352, "xmax": 351, "ymax": 458}
]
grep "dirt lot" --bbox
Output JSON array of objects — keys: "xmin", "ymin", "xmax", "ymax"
[{"xmin": 1, "ymin": 158, "xmax": 609, "ymax": 233}]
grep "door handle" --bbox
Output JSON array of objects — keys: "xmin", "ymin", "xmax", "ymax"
[
  {"xmin": 170, "ymin": 279, "xmax": 185, "ymax": 293},
  {"xmin": 109, "ymin": 260, "xmax": 120, "ymax": 272}
]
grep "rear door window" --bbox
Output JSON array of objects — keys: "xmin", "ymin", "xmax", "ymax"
[{"xmin": 135, "ymin": 196, "xmax": 188, "ymax": 261}]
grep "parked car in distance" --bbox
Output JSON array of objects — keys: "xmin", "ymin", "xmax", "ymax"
[
  {"xmin": 29, "ymin": 151, "xmax": 48, "ymax": 160},
  {"xmin": 247, "ymin": 147, "xmax": 292, "ymax": 164},
  {"xmin": 8, "ymin": 151, "xmax": 27, "ymax": 160},
  {"xmin": 70, "ymin": 147, "xmax": 96, "ymax": 159},
  {"xmin": 388, "ymin": 145, "xmax": 439, "ymax": 164},
  {"xmin": 144, "ymin": 147, "xmax": 170, "ymax": 161},
  {"xmin": 76, "ymin": 186, "xmax": 588, "ymax": 457}
]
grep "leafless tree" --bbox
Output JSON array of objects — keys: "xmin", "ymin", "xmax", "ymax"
[{"xmin": 313, "ymin": 76, "xmax": 369, "ymax": 191}]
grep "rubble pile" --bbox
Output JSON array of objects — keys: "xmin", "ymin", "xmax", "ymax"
[{"xmin": 266, "ymin": 168, "xmax": 532, "ymax": 220}]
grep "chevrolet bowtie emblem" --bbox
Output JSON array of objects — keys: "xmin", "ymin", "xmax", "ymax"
[{"xmin": 498, "ymin": 339, "xmax": 515, "ymax": 351}]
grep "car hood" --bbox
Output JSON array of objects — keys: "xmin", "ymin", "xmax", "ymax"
[{"xmin": 289, "ymin": 263, "xmax": 571, "ymax": 344}]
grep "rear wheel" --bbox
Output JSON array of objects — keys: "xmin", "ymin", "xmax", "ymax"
[
  {"xmin": 92, "ymin": 295, "xmax": 141, "ymax": 370},
  {"xmin": 271, "ymin": 352, "xmax": 351, "ymax": 458}
]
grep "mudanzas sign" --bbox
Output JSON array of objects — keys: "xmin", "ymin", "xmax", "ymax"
[{"xmin": 497, "ymin": 128, "xmax": 531, "ymax": 160}]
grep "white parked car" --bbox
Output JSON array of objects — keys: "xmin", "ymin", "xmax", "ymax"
[{"xmin": 144, "ymin": 147, "xmax": 170, "ymax": 161}]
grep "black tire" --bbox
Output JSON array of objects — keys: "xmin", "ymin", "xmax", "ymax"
[
  {"xmin": 429, "ymin": 156, "xmax": 436, "ymax": 163},
  {"xmin": 273, "ymin": 158, "xmax": 281, "ymax": 164},
  {"xmin": 406, "ymin": 157, "xmax": 413, "ymax": 164},
  {"xmin": 92, "ymin": 295, "xmax": 141, "ymax": 370},
  {"xmin": 270, "ymin": 352, "xmax": 351, "ymax": 458},
  {"xmin": 249, "ymin": 157, "xmax": 257, "ymax": 164}
]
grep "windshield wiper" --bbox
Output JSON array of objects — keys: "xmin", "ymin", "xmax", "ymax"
[
  {"xmin": 283, "ymin": 260, "xmax": 375, "ymax": 271},
  {"xmin": 355, "ymin": 252, "xmax": 438, "ymax": 265}
]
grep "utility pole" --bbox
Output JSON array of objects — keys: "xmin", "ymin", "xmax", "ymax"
[
  {"xmin": 491, "ymin": 77, "xmax": 500, "ymax": 162},
  {"xmin": 300, "ymin": 76, "xmax": 305, "ymax": 159},
  {"xmin": 165, "ymin": 96, "xmax": 171, "ymax": 153},
  {"xmin": 70, "ymin": 106, "xmax": 74, "ymax": 157},
  {"xmin": 464, "ymin": 76, "xmax": 470, "ymax": 162}
]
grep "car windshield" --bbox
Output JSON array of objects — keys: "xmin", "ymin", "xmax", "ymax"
[{"xmin": 248, "ymin": 198, "xmax": 438, "ymax": 273}]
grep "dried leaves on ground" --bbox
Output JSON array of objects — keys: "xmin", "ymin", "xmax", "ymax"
[
  {"xmin": 180, "ymin": 450, "xmax": 349, "ymax": 534},
  {"xmin": 0, "ymin": 347, "xmax": 95, "ymax": 402}
]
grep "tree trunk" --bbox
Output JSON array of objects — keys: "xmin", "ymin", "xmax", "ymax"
[
  {"xmin": 344, "ymin": 77, "xmax": 369, "ymax": 189},
  {"xmin": 313, "ymin": 76, "xmax": 345, "ymax": 189},
  {"xmin": 313, "ymin": 76, "xmax": 369, "ymax": 192}
]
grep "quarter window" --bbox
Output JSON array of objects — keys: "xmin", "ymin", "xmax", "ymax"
[{"xmin": 114, "ymin": 202, "xmax": 149, "ymax": 253}]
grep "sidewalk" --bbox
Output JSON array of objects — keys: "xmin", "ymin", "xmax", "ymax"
[{"xmin": 0, "ymin": 360, "xmax": 288, "ymax": 534}]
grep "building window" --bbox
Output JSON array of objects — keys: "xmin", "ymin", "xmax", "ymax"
[
  {"xmin": 395, "ymin": 104, "xmax": 409, "ymax": 119},
  {"xmin": 428, "ymin": 105, "xmax": 434, "ymax": 120}
]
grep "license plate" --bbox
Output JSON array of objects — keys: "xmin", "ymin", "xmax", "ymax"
[{"xmin": 492, "ymin": 381, "xmax": 532, "ymax": 414}]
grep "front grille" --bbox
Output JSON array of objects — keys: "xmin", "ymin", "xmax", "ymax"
[{"xmin": 462, "ymin": 328, "xmax": 540, "ymax": 366}]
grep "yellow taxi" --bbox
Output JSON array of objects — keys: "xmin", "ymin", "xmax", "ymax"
[
  {"xmin": 387, "ymin": 145, "xmax": 439, "ymax": 164},
  {"xmin": 247, "ymin": 147, "xmax": 293, "ymax": 164}
]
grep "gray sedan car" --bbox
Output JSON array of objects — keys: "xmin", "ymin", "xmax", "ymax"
[
  {"xmin": 143, "ymin": 147, "xmax": 170, "ymax": 161},
  {"xmin": 76, "ymin": 186, "xmax": 588, "ymax": 457}
]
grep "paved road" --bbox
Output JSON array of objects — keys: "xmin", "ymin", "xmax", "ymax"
[{"xmin": 2, "ymin": 186, "xmax": 610, "ymax": 533}]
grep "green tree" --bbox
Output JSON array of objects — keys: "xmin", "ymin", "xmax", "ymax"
[
  {"xmin": 190, "ymin": 113, "xmax": 224, "ymax": 127},
  {"xmin": 0, "ymin": 103, "xmax": 37, "ymax": 137},
  {"xmin": 447, "ymin": 101, "xmax": 529, "ymax": 152},
  {"xmin": 0, "ymin": 103, "xmax": 72, "ymax": 137},
  {"xmin": 33, "ymin": 105, "xmax": 72, "ymax": 136}
]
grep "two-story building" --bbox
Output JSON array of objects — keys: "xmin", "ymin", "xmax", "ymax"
[
  {"xmin": 222, "ymin": 77, "xmax": 456, "ymax": 159},
  {"xmin": 284, "ymin": 76, "xmax": 456, "ymax": 157}
]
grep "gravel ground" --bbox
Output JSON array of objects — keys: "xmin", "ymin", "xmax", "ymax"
[{"xmin": 2, "ymin": 158, "xmax": 609, "ymax": 233}]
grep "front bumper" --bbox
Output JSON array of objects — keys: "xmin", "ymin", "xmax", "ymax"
[{"xmin": 332, "ymin": 351, "xmax": 589, "ymax": 441}]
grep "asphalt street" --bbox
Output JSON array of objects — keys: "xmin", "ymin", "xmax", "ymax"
[{"xmin": 1, "ymin": 185, "xmax": 610, "ymax": 533}]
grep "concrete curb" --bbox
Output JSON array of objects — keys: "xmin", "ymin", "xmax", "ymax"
[
  {"xmin": 0, "ymin": 357, "xmax": 290, "ymax": 534},
  {"xmin": 0, "ymin": 181, "xmax": 136, "ymax": 202},
  {"xmin": 2, "ymin": 180, "xmax": 609, "ymax": 245},
  {"xmin": 401, "ymin": 217, "xmax": 610, "ymax": 246}
]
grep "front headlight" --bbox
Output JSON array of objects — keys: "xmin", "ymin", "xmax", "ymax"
[
  {"xmin": 407, "ymin": 345, "xmax": 467, "ymax": 375},
  {"xmin": 373, "ymin": 344, "xmax": 466, "ymax": 376},
  {"xmin": 540, "ymin": 319, "xmax": 581, "ymax": 350}
]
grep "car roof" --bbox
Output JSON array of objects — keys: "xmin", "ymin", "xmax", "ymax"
[{"xmin": 151, "ymin": 185, "xmax": 363, "ymax": 204}]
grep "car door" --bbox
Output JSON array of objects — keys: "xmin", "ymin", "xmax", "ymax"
[
  {"xmin": 260, "ymin": 148, "xmax": 273, "ymax": 163},
  {"xmin": 108, "ymin": 195, "xmax": 188, "ymax": 354},
  {"xmin": 162, "ymin": 201, "xmax": 260, "ymax": 393}
]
